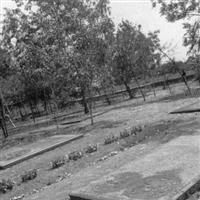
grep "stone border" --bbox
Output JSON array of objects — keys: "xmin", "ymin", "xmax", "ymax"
[
  {"xmin": 0, "ymin": 134, "xmax": 83, "ymax": 170},
  {"xmin": 170, "ymin": 102, "xmax": 200, "ymax": 114},
  {"xmin": 69, "ymin": 193, "xmax": 113, "ymax": 200},
  {"xmin": 69, "ymin": 175, "xmax": 200, "ymax": 200},
  {"xmin": 171, "ymin": 175, "xmax": 200, "ymax": 200}
]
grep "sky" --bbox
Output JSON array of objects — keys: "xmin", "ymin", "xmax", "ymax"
[{"xmin": 0, "ymin": 0, "xmax": 189, "ymax": 61}]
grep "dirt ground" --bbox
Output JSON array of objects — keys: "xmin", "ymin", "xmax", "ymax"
[{"xmin": 1, "ymin": 81, "xmax": 200, "ymax": 200}]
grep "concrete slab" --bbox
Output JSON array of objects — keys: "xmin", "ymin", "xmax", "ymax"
[
  {"xmin": 0, "ymin": 134, "xmax": 83, "ymax": 170},
  {"xmin": 170, "ymin": 101, "xmax": 200, "ymax": 114},
  {"xmin": 71, "ymin": 134, "xmax": 200, "ymax": 200}
]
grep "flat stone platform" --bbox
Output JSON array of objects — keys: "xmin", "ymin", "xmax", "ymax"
[
  {"xmin": 0, "ymin": 134, "xmax": 83, "ymax": 170},
  {"xmin": 70, "ymin": 134, "xmax": 200, "ymax": 200},
  {"xmin": 170, "ymin": 101, "xmax": 200, "ymax": 114}
]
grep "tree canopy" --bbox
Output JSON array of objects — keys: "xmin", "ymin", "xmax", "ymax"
[{"xmin": 152, "ymin": 0, "xmax": 200, "ymax": 54}]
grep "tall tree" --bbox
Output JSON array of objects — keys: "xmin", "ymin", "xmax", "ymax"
[
  {"xmin": 111, "ymin": 21, "xmax": 160, "ymax": 100},
  {"xmin": 151, "ymin": 0, "xmax": 194, "ymax": 93}
]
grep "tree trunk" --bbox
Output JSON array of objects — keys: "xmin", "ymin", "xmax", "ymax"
[
  {"xmin": 89, "ymin": 99, "xmax": 94, "ymax": 125},
  {"xmin": 164, "ymin": 75, "xmax": 172, "ymax": 95},
  {"xmin": 182, "ymin": 75, "xmax": 191, "ymax": 95},
  {"xmin": 0, "ymin": 97, "xmax": 8, "ymax": 138},
  {"xmin": 123, "ymin": 80, "xmax": 133, "ymax": 99},
  {"xmin": 81, "ymin": 88, "xmax": 89, "ymax": 114},
  {"xmin": 51, "ymin": 87, "xmax": 59, "ymax": 132},
  {"xmin": 133, "ymin": 76, "xmax": 146, "ymax": 101},
  {"xmin": 103, "ymin": 88, "xmax": 111, "ymax": 105},
  {"xmin": 29, "ymin": 101, "xmax": 35, "ymax": 123},
  {"xmin": 18, "ymin": 106, "xmax": 24, "ymax": 120},
  {"xmin": 152, "ymin": 83, "xmax": 156, "ymax": 97},
  {"xmin": 88, "ymin": 86, "xmax": 94, "ymax": 125}
]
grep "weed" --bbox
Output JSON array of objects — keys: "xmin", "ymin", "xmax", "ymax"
[
  {"xmin": 130, "ymin": 125, "xmax": 143, "ymax": 135},
  {"xmin": 104, "ymin": 135, "xmax": 119, "ymax": 145},
  {"xmin": 120, "ymin": 129, "xmax": 130, "ymax": 139},
  {"xmin": 21, "ymin": 169, "xmax": 37, "ymax": 183},
  {"xmin": 0, "ymin": 179, "xmax": 13, "ymax": 194},
  {"xmin": 51, "ymin": 157, "xmax": 66, "ymax": 169},
  {"xmin": 68, "ymin": 151, "xmax": 83, "ymax": 161},
  {"xmin": 85, "ymin": 144, "xmax": 97, "ymax": 154}
]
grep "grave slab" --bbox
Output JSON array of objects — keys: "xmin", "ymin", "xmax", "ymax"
[
  {"xmin": 170, "ymin": 101, "xmax": 200, "ymax": 114},
  {"xmin": 70, "ymin": 134, "xmax": 200, "ymax": 200},
  {"xmin": 0, "ymin": 134, "xmax": 83, "ymax": 170}
]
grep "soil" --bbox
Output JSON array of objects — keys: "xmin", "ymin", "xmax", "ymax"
[{"xmin": 0, "ymin": 81, "xmax": 200, "ymax": 200}]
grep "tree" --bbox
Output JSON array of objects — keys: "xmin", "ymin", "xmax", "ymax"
[
  {"xmin": 1, "ymin": 0, "xmax": 114, "ymax": 125},
  {"xmin": 111, "ymin": 21, "xmax": 160, "ymax": 100},
  {"xmin": 68, "ymin": 0, "xmax": 114, "ymax": 124},
  {"xmin": 151, "ymin": 0, "xmax": 200, "ymax": 94},
  {"xmin": 151, "ymin": 0, "xmax": 200, "ymax": 55}
]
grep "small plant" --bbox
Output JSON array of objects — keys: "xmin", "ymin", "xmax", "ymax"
[
  {"xmin": 51, "ymin": 157, "xmax": 66, "ymax": 169},
  {"xmin": 130, "ymin": 125, "xmax": 143, "ymax": 135},
  {"xmin": 68, "ymin": 151, "xmax": 83, "ymax": 161},
  {"xmin": 104, "ymin": 135, "xmax": 118, "ymax": 145},
  {"xmin": 0, "ymin": 179, "xmax": 13, "ymax": 194},
  {"xmin": 120, "ymin": 129, "xmax": 130, "ymax": 139},
  {"xmin": 21, "ymin": 169, "xmax": 37, "ymax": 183},
  {"xmin": 85, "ymin": 144, "xmax": 97, "ymax": 154}
]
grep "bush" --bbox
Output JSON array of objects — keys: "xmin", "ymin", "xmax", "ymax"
[
  {"xmin": 120, "ymin": 129, "xmax": 130, "ymax": 139},
  {"xmin": 51, "ymin": 157, "xmax": 66, "ymax": 169},
  {"xmin": 68, "ymin": 151, "xmax": 83, "ymax": 161},
  {"xmin": 21, "ymin": 169, "xmax": 37, "ymax": 183},
  {"xmin": 130, "ymin": 125, "xmax": 142, "ymax": 135},
  {"xmin": 0, "ymin": 179, "xmax": 13, "ymax": 194},
  {"xmin": 104, "ymin": 135, "xmax": 119, "ymax": 145},
  {"xmin": 85, "ymin": 144, "xmax": 97, "ymax": 154}
]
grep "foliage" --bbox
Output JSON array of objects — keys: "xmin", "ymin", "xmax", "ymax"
[
  {"xmin": 104, "ymin": 134, "xmax": 119, "ymax": 145},
  {"xmin": 111, "ymin": 20, "xmax": 160, "ymax": 99},
  {"xmin": 0, "ymin": 0, "xmax": 162, "ymax": 125},
  {"xmin": 120, "ymin": 129, "xmax": 130, "ymax": 139},
  {"xmin": 1, "ymin": 0, "xmax": 115, "ymax": 122},
  {"xmin": 50, "ymin": 157, "xmax": 66, "ymax": 169},
  {"xmin": 85, "ymin": 144, "xmax": 98, "ymax": 154},
  {"xmin": 68, "ymin": 151, "xmax": 83, "ymax": 161},
  {"xmin": 152, "ymin": 0, "xmax": 200, "ymax": 54},
  {"xmin": 21, "ymin": 169, "xmax": 37, "ymax": 182},
  {"xmin": 0, "ymin": 179, "xmax": 13, "ymax": 194}
]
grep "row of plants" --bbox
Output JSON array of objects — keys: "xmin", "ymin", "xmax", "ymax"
[
  {"xmin": 104, "ymin": 125, "xmax": 143, "ymax": 145},
  {"xmin": 0, "ymin": 169, "xmax": 38, "ymax": 194},
  {"xmin": 0, "ymin": 125, "xmax": 143, "ymax": 195}
]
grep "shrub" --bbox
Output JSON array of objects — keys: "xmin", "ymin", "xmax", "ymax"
[
  {"xmin": 104, "ymin": 135, "xmax": 118, "ymax": 145},
  {"xmin": 51, "ymin": 157, "xmax": 66, "ymax": 169},
  {"xmin": 21, "ymin": 169, "xmax": 37, "ymax": 183},
  {"xmin": 130, "ymin": 125, "xmax": 142, "ymax": 135},
  {"xmin": 85, "ymin": 145, "xmax": 97, "ymax": 154},
  {"xmin": 120, "ymin": 129, "xmax": 130, "ymax": 139},
  {"xmin": 0, "ymin": 179, "xmax": 13, "ymax": 194},
  {"xmin": 68, "ymin": 151, "xmax": 83, "ymax": 161}
]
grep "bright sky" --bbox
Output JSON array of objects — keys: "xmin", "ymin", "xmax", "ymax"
[{"xmin": 0, "ymin": 0, "xmax": 189, "ymax": 61}]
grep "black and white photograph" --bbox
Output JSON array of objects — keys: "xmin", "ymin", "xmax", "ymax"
[{"xmin": 0, "ymin": 0, "xmax": 200, "ymax": 200}]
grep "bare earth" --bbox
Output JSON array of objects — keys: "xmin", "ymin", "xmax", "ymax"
[{"xmin": 1, "ymin": 82, "xmax": 200, "ymax": 200}]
